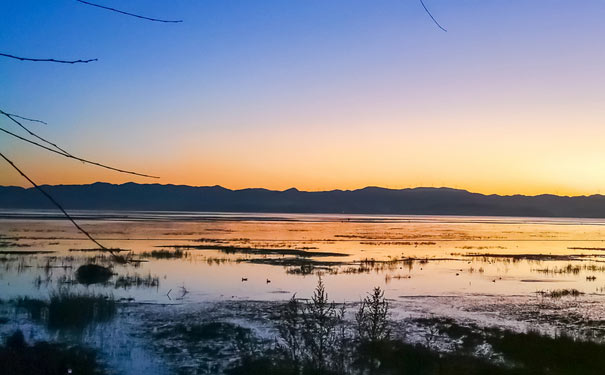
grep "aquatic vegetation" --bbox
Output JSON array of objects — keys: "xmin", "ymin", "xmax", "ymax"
[
  {"xmin": 538, "ymin": 289, "xmax": 583, "ymax": 299},
  {"xmin": 533, "ymin": 264, "xmax": 582, "ymax": 274},
  {"xmin": 114, "ymin": 273, "xmax": 159, "ymax": 289},
  {"xmin": 69, "ymin": 247, "xmax": 127, "ymax": 253},
  {"xmin": 462, "ymin": 253, "xmax": 603, "ymax": 262},
  {"xmin": 140, "ymin": 248, "xmax": 187, "ymax": 259},
  {"xmin": 0, "ymin": 330, "xmax": 105, "ymax": 375},
  {"xmin": 342, "ymin": 257, "xmax": 434, "ymax": 274},
  {"xmin": 457, "ymin": 245, "xmax": 507, "ymax": 250},
  {"xmin": 161, "ymin": 244, "xmax": 348, "ymax": 257},
  {"xmin": 0, "ymin": 239, "xmax": 33, "ymax": 248},
  {"xmin": 15, "ymin": 291, "xmax": 117, "ymax": 331},
  {"xmin": 47, "ymin": 290, "xmax": 117, "ymax": 330},
  {"xmin": 533, "ymin": 263, "xmax": 605, "ymax": 275},
  {"xmin": 359, "ymin": 241, "xmax": 437, "ymax": 246},
  {"xmin": 76, "ymin": 264, "xmax": 114, "ymax": 285},
  {"xmin": 251, "ymin": 257, "xmax": 343, "ymax": 268},
  {"xmin": 193, "ymin": 237, "xmax": 245, "ymax": 243},
  {"xmin": 15, "ymin": 296, "xmax": 47, "ymax": 320},
  {"xmin": 0, "ymin": 250, "xmax": 54, "ymax": 254}
]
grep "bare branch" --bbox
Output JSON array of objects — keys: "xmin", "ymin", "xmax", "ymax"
[
  {"xmin": 419, "ymin": 0, "xmax": 447, "ymax": 32},
  {"xmin": 1, "ymin": 109, "xmax": 71, "ymax": 156},
  {"xmin": 0, "ymin": 53, "xmax": 97, "ymax": 64},
  {"xmin": 1, "ymin": 112, "xmax": 47, "ymax": 125},
  {"xmin": 0, "ymin": 151, "xmax": 107, "ymax": 250},
  {"xmin": 0, "ymin": 126, "xmax": 160, "ymax": 179},
  {"xmin": 75, "ymin": 0, "xmax": 183, "ymax": 23}
]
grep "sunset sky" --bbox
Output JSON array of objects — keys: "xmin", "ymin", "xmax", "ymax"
[{"xmin": 2, "ymin": 1, "xmax": 605, "ymax": 196}]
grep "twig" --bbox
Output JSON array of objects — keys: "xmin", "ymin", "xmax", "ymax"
[
  {"xmin": 0, "ymin": 126, "xmax": 159, "ymax": 179},
  {"xmin": 0, "ymin": 53, "xmax": 97, "ymax": 64},
  {"xmin": 419, "ymin": 0, "xmax": 447, "ymax": 32},
  {"xmin": 75, "ymin": 0, "xmax": 183, "ymax": 23},
  {"xmin": 1, "ymin": 110, "xmax": 71, "ymax": 155},
  {"xmin": 1, "ymin": 112, "xmax": 47, "ymax": 125},
  {"xmin": 0, "ymin": 151, "xmax": 107, "ymax": 250}
]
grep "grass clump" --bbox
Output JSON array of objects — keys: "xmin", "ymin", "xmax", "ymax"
[
  {"xmin": 140, "ymin": 248, "xmax": 187, "ymax": 259},
  {"xmin": 14, "ymin": 290, "xmax": 116, "ymax": 331},
  {"xmin": 16, "ymin": 297, "xmax": 48, "ymax": 320},
  {"xmin": 47, "ymin": 290, "xmax": 116, "ymax": 330},
  {"xmin": 539, "ymin": 289, "xmax": 583, "ymax": 299},
  {"xmin": 114, "ymin": 273, "xmax": 159, "ymax": 289}
]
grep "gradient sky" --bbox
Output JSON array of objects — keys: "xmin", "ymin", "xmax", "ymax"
[{"xmin": 2, "ymin": 1, "xmax": 605, "ymax": 196}]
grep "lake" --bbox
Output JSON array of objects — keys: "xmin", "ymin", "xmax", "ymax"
[{"xmin": 2, "ymin": 210, "xmax": 605, "ymax": 374}]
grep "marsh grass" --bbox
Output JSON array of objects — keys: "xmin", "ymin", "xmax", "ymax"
[
  {"xmin": 140, "ymin": 248, "xmax": 187, "ymax": 259},
  {"xmin": 538, "ymin": 289, "xmax": 583, "ymax": 299},
  {"xmin": 15, "ymin": 290, "xmax": 116, "ymax": 331},
  {"xmin": 533, "ymin": 264, "xmax": 581, "ymax": 274},
  {"xmin": 47, "ymin": 290, "xmax": 116, "ymax": 330},
  {"xmin": 16, "ymin": 296, "xmax": 47, "ymax": 320},
  {"xmin": 159, "ymin": 244, "xmax": 347, "ymax": 258},
  {"xmin": 114, "ymin": 273, "xmax": 159, "ymax": 288},
  {"xmin": 69, "ymin": 247, "xmax": 127, "ymax": 253}
]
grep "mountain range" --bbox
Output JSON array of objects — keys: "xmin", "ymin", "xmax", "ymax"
[{"xmin": 1, "ymin": 182, "xmax": 605, "ymax": 218}]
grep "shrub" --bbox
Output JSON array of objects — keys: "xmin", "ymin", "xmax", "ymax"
[{"xmin": 355, "ymin": 287, "xmax": 390, "ymax": 344}]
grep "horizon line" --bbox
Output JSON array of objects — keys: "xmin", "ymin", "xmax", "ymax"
[{"xmin": 2, "ymin": 181, "xmax": 604, "ymax": 199}]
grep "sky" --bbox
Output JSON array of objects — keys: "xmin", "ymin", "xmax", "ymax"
[{"xmin": 1, "ymin": 0, "xmax": 605, "ymax": 196}]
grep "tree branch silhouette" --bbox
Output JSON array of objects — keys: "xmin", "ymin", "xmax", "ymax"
[
  {"xmin": 1, "ymin": 112, "xmax": 47, "ymax": 125},
  {"xmin": 1, "ymin": 110, "xmax": 71, "ymax": 156},
  {"xmin": 0, "ymin": 53, "xmax": 97, "ymax": 64},
  {"xmin": 0, "ymin": 151, "xmax": 108, "ymax": 250},
  {"xmin": 419, "ymin": 0, "xmax": 447, "ymax": 32},
  {"xmin": 1, "ymin": 1, "xmax": 176, "ymax": 261},
  {"xmin": 75, "ymin": 0, "xmax": 183, "ymax": 23},
  {"xmin": 0, "ymin": 127, "xmax": 159, "ymax": 179}
]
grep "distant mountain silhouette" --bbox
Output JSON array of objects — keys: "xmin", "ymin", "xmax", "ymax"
[{"xmin": 1, "ymin": 182, "xmax": 605, "ymax": 218}]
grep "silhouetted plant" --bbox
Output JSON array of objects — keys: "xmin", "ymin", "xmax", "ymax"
[
  {"xmin": 278, "ymin": 294, "xmax": 304, "ymax": 365},
  {"xmin": 355, "ymin": 287, "xmax": 390, "ymax": 344},
  {"xmin": 301, "ymin": 278, "xmax": 341, "ymax": 373},
  {"xmin": 274, "ymin": 279, "xmax": 352, "ymax": 374}
]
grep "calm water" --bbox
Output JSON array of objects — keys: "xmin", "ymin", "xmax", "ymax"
[
  {"xmin": 4, "ymin": 210, "xmax": 605, "ymax": 373},
  {"xmin": 2, "ymin": 210, "xmax": 605, "ymax": 303}
]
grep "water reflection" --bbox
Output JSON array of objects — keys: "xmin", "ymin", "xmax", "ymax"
[{"xmin": 3, "ymin": 212, "xmax": 605, "ymax": 303}]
